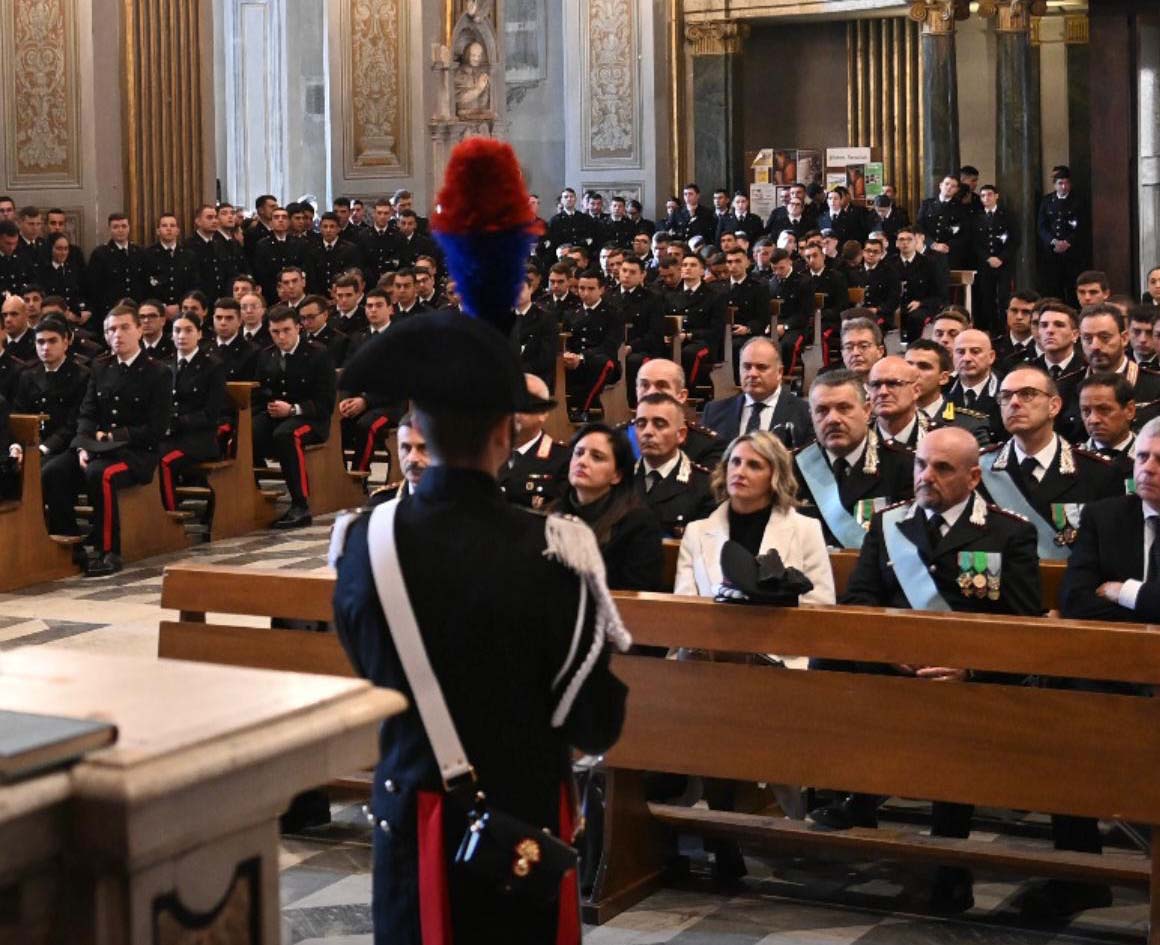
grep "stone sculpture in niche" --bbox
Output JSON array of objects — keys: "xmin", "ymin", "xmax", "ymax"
[{"xmin": 454, "ymin": 40, "xmax": 492, "ymax": 118}]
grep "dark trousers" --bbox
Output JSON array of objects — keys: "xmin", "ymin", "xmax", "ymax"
[
  {"xmin": 342, "ymin": 406, "xmax": 403, "ymax": 473},
  {"xmin": 1041, "ymin": 250, "xmax": 1085, "ymax": 307},
  {"xmin": 779, "ymin": 330, "xmax": 805, "ymax": 375},
  {"xmin": 158, "ymin": 436, "xmax": 217, "ymax": 511},
  {"xmin": 973, "ymin": 264, "xmax": 1011, "ymax": 335},
  {"xmin": 42, "ymin": 450, "xmax": 154, "ymax": 554},
  {"xmin": 565, "ymin": 357, "xmax": 620, "ymax": 414},
  {"xmin": 252, "ymin": 414, "xmax": 323, "ymax": 506}
]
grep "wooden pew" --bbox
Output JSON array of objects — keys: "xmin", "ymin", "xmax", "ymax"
[
  {"xmin": 115, "ymin": 477, "xmax": 192, "ymax": 561},
  {"xmin": 950, "ymin": 269, "xmax": 976, "ymax": 318},
  {"xmin": 600, "ymin": 338, "xmax": 633, "ymax": 426},
  {"xmin": 847, "ymin": 286, "xmax": 866, "ymax": 306},
  {"xmin": 157, "ymin": 564, "xmax": 1160, "ymax": 938},
  {"xmin": 544, "ymin": 332, "xmax": 574, "ymax": 441},
  {"xmin": 297, "ymin": 401, "xmax": 370, "ymax": 515},
  {"xmin": 0, "ymin": 415, "xmax": 80, "ymax": 590},
  {"xmin": 198, "ymin": 382, "xmax": 280, "ymax": 541},
  {"xmin": 709, "ymin": 305, "xmax": 737, "ymax": 401}
]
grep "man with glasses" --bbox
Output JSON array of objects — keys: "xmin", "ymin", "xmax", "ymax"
[
  {"xmin": 993, "ymin": 290, "xmax": 1041, "ymax": 371},
  {"xmin": 838, "ymin": 317, "xmax": 885, "ymax": 388},
  {"xmin": 298, "ymin": 294, "xmax": 350, "ymax": 368},
  {"xmin": 978, "ymin": 365, "xmax": 1121, "ymax": 560},
  {"xmin": 869, "ymin": 356, "xmax": 928, "ymax": 449}
]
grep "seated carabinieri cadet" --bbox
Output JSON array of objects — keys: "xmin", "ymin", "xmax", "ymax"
[
  {"xmin": 41, "ymin": 304, "xmax": 172, "ymax": 577},
  {"xmin": 499, "ymin": 373, "xmax": 569, "ymax": 510},
  {"xmin": 810, "ymin": 426, "xmax": 1041, "ymax": 915},
  {"xmin": 330, "ymin": 138, "xmax": 627, "ymax": 945},
  {"xmin": 1077, "ymin": 372, "xmax": 1138, "ymax": 483},
  {"xmin": 903, "ymin": 339, "xmax": 992, "ymax": 445},
  {"xmin": 561, "ymin": 269, "xmax": 623, "ymax": 421},
  {"xmin": 339, "ymin": 288, "xmax": 402, "ymax": 476},
  {"xmin": 10, "ymin": 316, "xmax": 89, "ymax": 467},
  {"xmin": 978, "ymin": 364, "xmax": 1122, "ymax": 560},
  {"xmin": 632, "ymin": 392, "xmax": 714, "ymax": 538},
  {"xmin": 793, "ymin": 368, "xmax": 914, "ymax": 549},
  {"xmin": 251, "ymin": 304, "xmax": 336, "ymax": 529}
]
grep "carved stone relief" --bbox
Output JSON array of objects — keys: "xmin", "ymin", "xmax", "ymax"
[
  {"xmin": 3, "ymin": 0, "xmax": 80, "ymax": 186},
  {"xmin": 345, "ymin": 0, "xmax": 407, "ymax": 175},
  {"xmin": 582, "ymin": 0, "xmax": 639, "ymax": 169}
]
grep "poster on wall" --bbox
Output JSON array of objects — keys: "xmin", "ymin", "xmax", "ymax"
[
  {"xmin": 845, "ymin": 165, "xmax": 867, "ymax": 200},
  {"xmin": 826, "ymin": 147, "xmax": 873, "ymax": 168},
  {"xmin": 750, "ymin": 149, "xmax": 823, "ymax": 188},
  {"xmin": 749, "ymin": 182, "xmax": 778, "ymax": 221},
  {"xmin": 826, "ymin": 172, "xmax": 848, "ymax": 192},
  {"xmin": 864, "ymin": 162, "xmax": 885, "ymax": 198}
]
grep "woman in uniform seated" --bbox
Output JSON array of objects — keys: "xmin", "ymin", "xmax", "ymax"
[{"xmin": 554, "ymin": 423, "xmax": 664, "ymax": 591}]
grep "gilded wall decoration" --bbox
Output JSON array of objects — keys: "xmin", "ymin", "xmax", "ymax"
[
  {"xmin": 3, "ymin": 0, "xmax": 80, "ymax": 186},
  {"xmin": 583, "ymin": 0, "xmax": 639, "ymax": 168},
  {"xmin": 345, "ymin": 0, "xmax": 408, "ymax": 175}
]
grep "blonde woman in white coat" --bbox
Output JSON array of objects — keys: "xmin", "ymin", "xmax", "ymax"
[{"xmin": 675, "ymin": 430, "xmax": 836, "ymax": 618}]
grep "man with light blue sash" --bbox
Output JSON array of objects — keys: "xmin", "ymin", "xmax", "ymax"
[
  {"xmin": 809, "ymin": 427, "xmax": 1041, "ymax": 915},
  {"xmin": 979, "ymin": 364, "xmax": 1122, "ymax": 559},
  {"xmin": 793, "ymin": 369, "xmax": 914, "ymax": 548}
]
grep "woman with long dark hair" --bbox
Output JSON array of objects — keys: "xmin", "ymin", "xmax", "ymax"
[{"xmin": 555, "ymin": 422, "xmax": 664, "ymax": 591}]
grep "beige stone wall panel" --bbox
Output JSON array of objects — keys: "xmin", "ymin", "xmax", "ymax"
[
  {"xmin": 582, "ymin": 0, "xmax": 640, "ymax": 168},
  {"xmin": 343, "ymin": 0, "xmax": 409, "ymax": 177}
]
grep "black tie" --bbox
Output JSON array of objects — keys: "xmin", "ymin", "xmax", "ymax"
[
  {"xmin": 926, "ymin": 512, "xmax": 946, "ymax": 548},
  {"xmin": 745, "ymin": 402, "xmax": 766, "ymax": 433},
  {"xmin": 1049, "ymin": 364, "xmax": 1063, "ymax": 380},
  {"xmin": 833, "ymin": 457, "xmax": 850, "ymax": 482},
  {"xmin": 1097, "ymin": 446, "xmax": 1119, "ymax": 458},
  {"xmin": 964, "ymin": 390, "xmax": 978, "ymax": 407},
  {"xmin": 646, "ymin": 470, "xmax": 662, "ymax": 493},
  {"xmin": 1020, "ymin": 456, "xmax": 1040, "ymax": 490},
  {"xmin": 177, "ymin": 359, "xmax": 186, "ymax": 372},
  {"xmin": 119, "ymin": 363, "xmax": 130, "ymax": 375},
  {"xmin": 1148, "ymin": 518, "xmax": 1160, "ymax": 581}
]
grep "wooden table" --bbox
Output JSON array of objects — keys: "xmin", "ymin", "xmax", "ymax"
[{"xmin": 0, "ymin": 648, "xmax": 404, "ymax": 945}]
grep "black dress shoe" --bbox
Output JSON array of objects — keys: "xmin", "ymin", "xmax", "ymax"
[
  {"xmin": 1018, "ymin": 879, "xmax": 1112, "ymax": 921},
  {"xmin": 808, "ymin": 793, "xmax": 879, "ymax": 830},
  {"xmin": 930, "ymin": 866, "xmax": 974, "ymax": 915},
  {"xmin": 279, "ymin": 789, "xmax": 332, "ymax": 833},
  {"xmin": 271, "ymin": 505, "xmax": 312, "ymax": 530},
  {"xmin": 708, "ymin": 839, "xmax": 747, "ymax": 889},
  {"xmin": 85, "ymin": 553, "xmax": 123, "ymax": 578}
]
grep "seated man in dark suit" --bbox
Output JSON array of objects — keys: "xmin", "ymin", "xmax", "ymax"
[
  {"xmin": 702, "ymin": 337, "xmax": 811, "ymax": 449},
  {"xmin": 793, "ymin": 369, "xmax": 914, "ymax": 548}
]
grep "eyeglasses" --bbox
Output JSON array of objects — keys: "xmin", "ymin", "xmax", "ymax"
[
  {"xmin": 841, "ymin": 341, "xmax": 877, "ymax": 353},
  {"xmin": 867, "ymin": 378, "xmax": 910, "ymax": 390},
  {"xmin": 997, "ymin": 387, "xmax": 1051, "ymax": 406}
]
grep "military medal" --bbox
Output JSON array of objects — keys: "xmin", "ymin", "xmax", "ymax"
[
  {"xmin": 1126, "ymin": 478, "xmax": 1137, "ymax": 495},
  {"xmin": 1052, "ymin": 504, "xmax": 1081, "ymax": 546},
  {"xmin": 957, "ymin": 551, "xmax": 974, "ymax": 596},
  {"xmin": 985, "ymin": 552, "xmax": 1001, "ymax": 601},
  {"xmin": 856, "ymin": 497, "xmax": 886, "ymax": 530}
]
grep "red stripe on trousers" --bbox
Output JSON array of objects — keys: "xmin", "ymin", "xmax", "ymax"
[
  {"xmin": 100, "ymin": 461, "xmax": 130, "ymax": 553},
  {"xmin": 688, "ymin": 346, "xmax": 709, "ymax": 388},
  {"xmin": 159, "ymin": 449, "xmax": 185, "ymax": 511},
  {"xmin": 292, "ymin": 424, "xmax": 313, "ymax": 498},
  {"xmin": 790, "ymin": 334, "xmax": 805, "ymax": 374},
  {"xmin": 556, "ymin": 783, "xmax": 581, "ymax": 945},
  {"xmin": 821, "ymin": 328, "xmax": 833, "ymax": 367},
  {"xmin": 417, "ymin": 791, "xmax": 452, "ymax": 945},
  {"xmin": 582, "ymin": 359, "xmax": 615, "ymax": 412},
  {"xmin": 359, "ymin": 415, "xmax": 391, "ymax": 472}
]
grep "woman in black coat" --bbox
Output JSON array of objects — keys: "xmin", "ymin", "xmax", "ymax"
[{"xmin": 554, "ymin": 423, "xmax": 664, "ymax": 591}]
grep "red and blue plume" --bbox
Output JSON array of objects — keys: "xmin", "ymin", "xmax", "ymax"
[{"xmin": 430, "ymin": 137, "xmax": 544, "ymax": 330}]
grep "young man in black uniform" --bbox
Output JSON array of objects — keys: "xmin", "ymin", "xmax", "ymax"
[
  {"xmin": 183, "ymin": 205, "xmax": 236, "ymax": 300},
  {"xmin": 993, "ymin": 290, "xmax": 1040, "ymax": 371},
  {"xmin": 42, "ymin": 305, "xmax": 172, "ymax": 576},
  {"xmin": 299, "ymin": 294, "xmax": 350, "ymax": 368},
  {"xmin": 970, "ymin": 184, "xmax": 1017, "ymax": 334},
  {"xmin": 856, "ymin": 238, "xmax": 901, "ymax": 337},
  {"xmin": 562, "ymin": 269, "xmax": 623, "ymax": 420},
  {"xmin": 251, "ymin": 304, "xmax": 336, "ymax": 529},
  {"xmin": 767, "ymin": 248, "xmax": 809, "ymax": 371},
  {"xmin": 87, "ymin": 213, "xmax": 148, "ymax": 315},
  {"xmin": 614, "ymin": 255, "xmax": 665, "ymax": 406},
  {"xmin": 633, "ymin": 392, "xmax": 715, "ymax": 537},
  {"xmin": 358, "ymin": 198, "xmax": 402, "ymax": 285},
  {"xmin": 499, "ymin": 373, "xmax": 570, "ymax": 509},
  {"xmin": 675, "ymin": 183, "xmax": 716, "ymax": 244},
  {"xmin": 917, "ymin": 174, "xmax": 971, "ymax": 271},
  {"xmin": 137, "ymin": 300, "xmax": 177, "ymax": 361},
  {"xmin": 813, "ymin": 426, "xmax": 1040, "ymax": 914},
  {"xmin": 209, "ymin": 298, "xmax": 258, "ymax": 382},
  {"xmin": 144, "ymin": 213, "xmax": 198, "ymax": 314},
  {"xmin": 157, "ymin": 311, "xmax": 226, "ymax": 511},
  {"xmin": 669, "ymin": 252, "xmax": 724, "ymax": 394},
  {"xmin": 1037, "ymin": 165, "xmax": 1086, "ymax": 305},
  {"xmin": 339, "ymin": 288, "xmax": 403, "ymax": 475},
  {"xmin": 305, "ymin": 213, "xmax": 363, "ymax": 296},
  {"xmin": 723, "ymin": 246, "xmax": 770, "ymax": 382},
  {"xmin": 10, "ymin": 316, "xmax": 89, "ymax": 470},
  {"xmin": 511, "ymin": 272, "xmax": 557, "ymax": 393},
  {"xmin": 794, "ymin": 369, "xmax": 915, "ymax": 548},
  {"xmin": 253, "ymin": 207, "xmax": 306, "ymax": 304},
  {"xmin": 545, "ymin": 187, "xmax": 595, "ymax": 259},
  {"xmin": 801, "ymin": 244, "xmax": 849, "ymax": 366},
  {"xmin": 890, "ymin": 226, "xmax": 947, "ymax": 343}
]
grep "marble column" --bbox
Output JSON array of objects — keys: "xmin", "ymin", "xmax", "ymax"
[
  {"xmin": 994, "ymin": 2, "xmax": 1040, "ymax": 289},
  {"xmin": 686, "ymin": 20, "xmax": 749, "ymax": 193},
  {"xmin": 1063, "ymin": 13, "xmax": 1092, "ymax": 273},
  {"xmin": 917, "ymin": 2, "xmax": 963, "ymax": 191}
]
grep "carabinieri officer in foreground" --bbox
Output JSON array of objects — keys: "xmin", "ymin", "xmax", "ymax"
[{"xmin": 330, "ymin": 138, "xmax": 629, "ymax": 945}]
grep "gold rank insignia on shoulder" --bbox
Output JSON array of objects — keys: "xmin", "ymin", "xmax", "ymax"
[
  {"xmin": 958, "ymin": 551, "xmax": 1001, "ymax": 600},
  {"xmin": 942, "ymin": 402, "xmax": 955, "ymax": 421},
  {"xmin": 1051, "ymin": 503, "xmax": 1082, "ymax": 545}
]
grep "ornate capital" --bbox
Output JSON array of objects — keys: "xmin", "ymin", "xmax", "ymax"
[
  {"xmin": 1063, "ymin": 13, "xmax": 1089, "ymax": 45},
  {"xmin": 978, "ymin": 0, "xmax": 1047, "ymax": 32},
  {"xmin": 909, "ymin": 0, "xmax": 969, "ymax": 34},
  {"xmin": 685, "ymin": 20, "xmax": 750, "ymax": 56}
]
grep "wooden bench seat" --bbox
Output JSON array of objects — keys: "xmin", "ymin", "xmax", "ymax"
[
  {"xmin": 302, "ymin": 403, "xmax": 370, "ymax": 514},
  {"xmin": 157, "ymin": 563, "xmax": 1160, "ymax": 941},
  {"xmin": 0, "ymin": 415, "xmax": 80, "ymax": 590}
]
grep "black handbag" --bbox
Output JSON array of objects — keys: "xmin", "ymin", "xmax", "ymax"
[{"xmin": 366, "ymin": 500, "xmax": 578, "ymax": 904}]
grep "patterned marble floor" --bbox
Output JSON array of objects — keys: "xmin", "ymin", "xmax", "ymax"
[{"xmin": 3, "ymin": 519, "xmax": 1151, "ymax": 944}]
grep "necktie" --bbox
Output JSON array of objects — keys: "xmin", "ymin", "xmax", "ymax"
[
  {"xmin": 119, "ymin": 363, "xmax": 130, "ymax": 375},
  {"xmin": 926, "ymin": 512, "xmax": 946, "ymax": 548},
  {"xmin": 745, "ymin": 402, "xmax": 766, "ymax": 433},
  {"xmin": 1148, "ymin": 518, "xmax": 1160, "ymax": 581},
  {"xmin": 833, "ymin": 457, "xmax": 850, "ymax": 482},
  {"xmin": 646, "ymin": 470, "xmax": 662, "ymax": 493},
  {"xmin": 1097, "ymin": 446, "xmax": 1118, "ymax": 458},
  {"xmin": 1049, "ymin": 364, "xmax": 1063, "ymax": 380},
  {"xmin": 964, "ymin": 389, "xmax": 978, "ymax": 407},
  {"xmin": 177, "ymin": 359, "xmax": 186, "ymax": 372},
  {"xmin": 245, "ymin": 332, "xmax": 253, "ymax": 342},
  {"xmin": 1019, "ymin": 456, "xmax": 1040, "ymax": 488}
]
